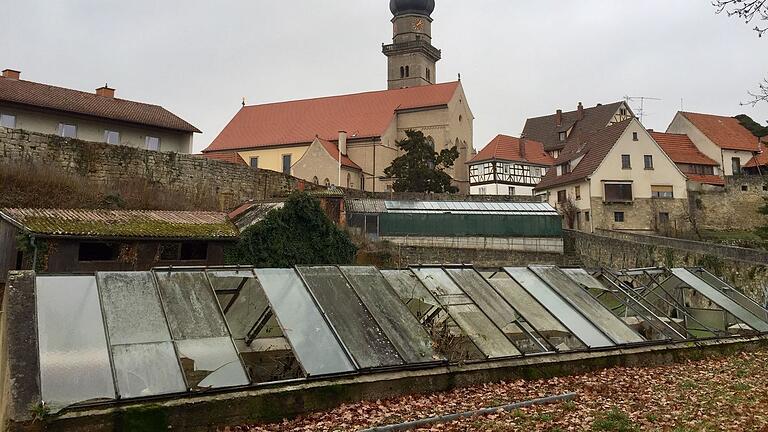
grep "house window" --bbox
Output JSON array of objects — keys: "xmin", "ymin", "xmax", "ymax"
[
  {"xmin": 742, "ymin": 185, "xmax": 749, "ymax": 192},
  {"xmin": 312, "ymin": 176, "xmax": 319, "ymax": 184},
  {"xmin": 621, "ymin": 154, "xmax": 631, "ymax": 169},
  {"xmin": 659, "ymin": 212, "xmax": 670, "ymax": 225},
  {"xmin": 0, "ymin": 113, "xmax": 16, "ymax": 128},
  {"xmin": 324, "ymin": 178, "xmax": 331, "ymax": 187},
  {"xmin": 146, "ymin": 136, "xmax": 160, "ymax": 151},
  {"xmin": 585, "ymin": 211, "xmax": 591, "ymax": 222},
  {"xmin": 426, "ymin": 68, "xmax": 431, "ymax": 81},
  {"xmin": 282, "ymin": 154, "xmax": 292, "ymax": 175},
  {"xmin": 644, "ymin": 155, "xmax": 654, "ymax": 170},
  {"xmin": 620, "ymin": 108, "xmax": 628, "ymax": 116},
  {"xmin": 400, "ymin": 66, "xmax": 405, "ymax": 78},
  {"xmin": 557, "ymin": 190, "xmax": 567, "ymax": 203},
  {"xmin": 559, "ymin": 132, "xmax": 567, "ymax": 142},
  {"xmin": 575, "ymin": 185, "xmax": 581, "ymax": 200},
  {"xmin": 479, "ymin": 186, "xmax": 487, "ymax": 195},
  {"xmin": 405, "ymin": 66, "xmax": 410, "ymax": 77},
  {"xmin": 78, "ymin": 242, "xmax": 119, "ymax": 262},
  {"xmin": 360, "ymin": 176, "xmax": 365, "ymax": 191},
  {"xmin": 159, "ymin": 242, "xmax": 208, "ymax": 261},
  {"xmin": 633, "ymin": 132, "xmax": 639, "ymax": 141},
  {"xmin": 651, "ymin": 185, "xmax": 674, "ymax": 198},
  {"xmin": 250, "ymin": 157, "xmax": 259, "ymax": 168},
  {"xmin": 614, "ymin": 212, "xmax": 625, "ymax": 223},
  {"xmin": 732, "ymin": 157, "xmax": 741, "ymax": 175},
  {"xmin": 104, "ymin": 130, "xmax": 120, "ymax": 145},
  {"xmin": 533, "ymin": 167, "xmax": 542, "ymax": 178},
  {"xmin": 347, "ymin": 173, "xmax": 352, "ymax": 188},
  {"xmin": 508, "ymin": 186, "xmax": 515, "ymax": 195},
  {"xmin": 58, "ymin": 123, "xmax": 77, "ymax": 138},
  {"xmin": 604, "ymin": 183, "xmax": 633, "ymax": 202}
]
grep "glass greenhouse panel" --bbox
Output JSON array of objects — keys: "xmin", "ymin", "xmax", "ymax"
[
  {"xmin": 690, "ymin": 269, "xmax": 768, "ymax": 324},
  {"xmin": 209, "ymin": 272, "xmax": 272, "ymax": 339},
  {"xmin": 298, "ymin": 267, "xmax": 403, "ymax": 369},
  {"xmin": 412, "ymin": 267, "xmax": 466, "ymax": 297},
  {"xmin": 381, "ymin": 270, "xmax": 443, "ymax": 322},
  {"xmin": 36, "ymin": 276, "xmax": 115, "ymax": 410},
  {"xmin": 504, "ymin": 268, "xmax": 614, "ymax": 348},
  {"xmin": 97, "ymin": 272, "xmax": 171, "ymax": 345},
  {"xmin": 254, "ymin": 269, "xmax": 355, "ymax": 376},
  {"xmin": 561, "ymin": 269, "xmax": 606, "ymax": 290},
  {"xmin": 487, "ymin": 278, "xmax": 569, "ymax": 334},
  {"xmin": 111, "ymin": 342, "xmax": 186, "ymax": 398},
  {"xmin": 530, "ymin": 266, "xmax": 645, "ymax": 344},
  {"xmin": 155, "ymin": 272, "xmax": 230, "ymax": 340},
  {"xmin": 340, "ymin": 266, "xmax": 441, "ymax": 364},
  {"xmin": 175, "ymin": 337, "xmax": 250, "ymax": 390},
  {"xmin": 671, "ymin": 269, "xmax": 768, "ymax": 332}
]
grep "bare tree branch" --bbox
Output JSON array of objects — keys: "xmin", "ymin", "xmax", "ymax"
[
  {"xmin": 743, "ymin": 79, "xmax": 768, "ymax": 106},
  {"xmin": 713, "ymin": 0, "xmax": 768, "ymax": 36}
]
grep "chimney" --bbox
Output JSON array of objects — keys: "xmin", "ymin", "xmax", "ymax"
[
  {"xmin": 519, "ymin": 134, "xmax": 527, "ymax": 160},
  {"xmin": 338, "ymin": 131, "xmax": 348, "ymax": 155},
  {"xmin": 577, "ymin": 102, "xmax": 584, "ymax": 120},
  {"xmin": 96, "ymin": 84, "xmax": 115, "ymax": 98},
  {"xmin": 555, "ymin": 109, "xmax": 563, "ymax": 127},
  {"xmin": 2, "ymin": 69, "xmax": 20, "ymax": 80}
]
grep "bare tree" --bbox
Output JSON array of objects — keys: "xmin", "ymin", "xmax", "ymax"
[{"xmin": 713, "ymin": 0, "xmax": 768, "ymax": 105}]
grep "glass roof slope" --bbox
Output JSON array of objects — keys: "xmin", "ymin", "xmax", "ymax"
[
  {"xmin": 155, "ymin": 272, "xmax": 230, "ymax": 340},
  {"xmin": 530, "ymin": 266, "xmax": 645, "ymax": 344},
  {"xmin": 504, "ymin": 268, "xmax": 615, "ymax": 348},
  {"xmin": 341, "ymin": 267, "xmax": 442, "ymax": 364},
  {"xmin": 36, "ymin": 276, "xmax": 116, "ymax": 411},
  {"xmin": 413, "ymin": 268, "xmax": 521, "ymax": 358},
  {"xmin": 297, "ymin": 267, "xmax": 404, "ymax": 369},
  {"xmin": 254, "ymin": 269, "xmax": 355, "ymax": 376},
  {"xmin": 670, "ymin": 268, "xmax": 768, "ymax": 332},
  {"xmin": 561, "ymin": 269, "xmax": 607, "ymax": 291},
  {"xmin": 689, "ymin": 268, "xmax": 768, "ymax": 323},
  {"xmin": 384, "ymin": 201, "xmax": 558, "ymax": 215}
]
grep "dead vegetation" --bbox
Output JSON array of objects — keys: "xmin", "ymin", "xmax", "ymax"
[{"xmin": 0, "ymin": 162, "xmax": 220, "ymax": 211}]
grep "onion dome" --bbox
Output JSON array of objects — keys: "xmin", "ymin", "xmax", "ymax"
[{"xmin": 389, "ymin": 0, "xmax": 435, "ymax": 17}]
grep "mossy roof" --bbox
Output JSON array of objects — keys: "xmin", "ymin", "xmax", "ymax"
[{"xmin": 0, "ymin": 208, "xmax": 239, "ymax": 239}]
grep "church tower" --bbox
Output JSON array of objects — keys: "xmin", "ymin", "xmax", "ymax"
[{"xmin": 383, "ymin": 0, "xmax": 441, "ymax": 89}]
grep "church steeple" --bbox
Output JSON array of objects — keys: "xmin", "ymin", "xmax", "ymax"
[{"xmin": 383, "ymin": 0, "xmax": 441, "ymax": 89}]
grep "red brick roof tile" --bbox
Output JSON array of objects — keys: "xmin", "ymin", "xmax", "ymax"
[
  {"xmin": 522, "ymin": 102, "xmax": 627, "ymax": 152},
  {"xmin": 202, "ymin": 152, "xmax": 248, "ymax": 165},
  {"xmin": 746, "ymin": 143, "xmax": 768, "ymax": 168},
  {"xmin": 685, "ymin": 174, "xmax": 726, "ymax": 186},
  {"xmin": 317, "ymin": 138, "xmax": 362, "ymax": 170},
  {"xmin": 681, "ymin": 112, "xmax": 760, "ymax": 152},
  {"xmin": 469, "ymin": 134, "xmax": 554, "ymax": 166},
  {"xmin": 0, "ymin": 76, "xmax": 200, "ymax": 133},
  {"xmin": 650, "ymin": 132, "xmax": 719, "ymax": 166},
  {"xmin": 203, "ymin": 82, "xmax": 461, "ymax": 153}
]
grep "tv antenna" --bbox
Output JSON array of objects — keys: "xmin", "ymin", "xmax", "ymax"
[{"xmin": 623, "ymin": 96, "xmax": 662, "ymax": 124}]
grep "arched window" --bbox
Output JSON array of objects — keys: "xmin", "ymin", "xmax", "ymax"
[
  {"xmin": 312, "ymin": 176, "xmax": 319, "ymax": 185},
  {"xmin": 400, "ymin": 66, "xmax": 405, "ymax": 78},
  {"xmin": 405, "ymin": 66, "xmax": 410, "ymax": 77},
  {"xmin": 346, "ymin": 173, "xmax": 352, "ymax": 188},
  {"xmin": 324, "ymin": 178, "xmax": 331, "ymax": 187}
]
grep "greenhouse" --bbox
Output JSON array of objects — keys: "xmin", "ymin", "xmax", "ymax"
[{"xmin": 2, "ymin": 265, "xmax": 767, "ymax": 423}]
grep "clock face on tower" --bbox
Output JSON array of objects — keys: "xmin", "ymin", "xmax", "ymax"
[{"xmin": 413, "ymin": 19, "xmax": 424, "ymax": 31}]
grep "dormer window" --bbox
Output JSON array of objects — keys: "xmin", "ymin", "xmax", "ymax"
[{"xmin": 559, "ymin": 132, "xmax": 567, "ymax": 142}]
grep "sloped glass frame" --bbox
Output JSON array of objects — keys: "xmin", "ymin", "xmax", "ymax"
[
  {"xmin": 175, "ymin": 337, "xmax": 250, "ymax": 390},
  {"xmin": 155, "ymin": 272, "xmax": 230, "ymax": 340},
  {"xmin": 111, "ymin": 342, "xmax": 187, "ymax": 398}
]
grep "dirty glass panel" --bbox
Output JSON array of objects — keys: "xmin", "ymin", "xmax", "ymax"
[
  {"xmin": 530, "ymin": 266, "xmax": 645, "ymax": 344},
  {"xmin": 504, "ymin": 268, "xmax": 614, "ymax": 348},
  {"xmin": 340, "ymin": 266, "xmax": 441, "ymax": 364},
  {"xmin": 562, "ymin": 269, "xmax": 606, "ymax": 290},
  {"xmin": 446, "ymin": 268, "xmax": 547, "ymax": 353},
  {"xmin": 671, "ymin": 269, "xmax": 768, "ymax": 332},
  {"xmin": 207, "ymin": 271, "xmax": 278, "ymax": 340},
  {"xmin": 97, "ymin": 272, "xmax": 171, "ymax": 345},
  {"xmin": 297, "ymin": 266, "xmax": 403, "ymax": 369},
  {"xmin": 36, "ymin": 276, "xmax": 115, "ymax": 410},
  {"xmin": 155, "ymin": 271, "xmax": 229, "ymax": 339},
  {"xmin": 691, "ymin": 269, "xmax": 768, "ymax": 323},
  {"xmin": 412, "ymin": 267, "xmax": 466, "ymax": 297},
  {"xmin": 175, "ymin": 337, "xmax": 250, "ymax": 390},
  {"xmin": 111, "ymin": 342, "xmax": 186, "ymax": 398},
  {"xmin": 381, "ymin": 270, "xmax": 442, "ymax": 322},
  {"xmin": 254, "ymin": 269, "xmax": 355, "ymax": 375}
]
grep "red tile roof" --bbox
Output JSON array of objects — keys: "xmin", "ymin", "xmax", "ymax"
[
  {"xmin": 0, "ymin": 76, "xmax": 200, "ymax": 133},
  {"xmin": 681, "ymin": 112, "xmax": 760, "ymax": 152},
  {"xmin": 685, "ymin": 174, "xmax": 726, "ymax": 186},
  {"xmin": 746, "ymin": 143, "xmax": 768, "ymax": 168},
  {"xmin": 203, "ymin": 82, "xmax": 461, "ymax": 153},
  {"xmin": 469, "ymin": 135, "xmax": 554, "ymax": 166},
  {"xmin": 522, "ymin": 102, "xmax": 627, "ymax": 152},
  {"xmin": 202, "ymin": 152, "xmax": 247, "ymax": 165},
  {"xmin": 535, "ymin": 119, "xmax": 633, "ymax": 190},
  {"xmin": 649, "ymin": 132, "xmax": 719, "ymax": 166},
  {"xmin": 317, "ymin": 138, "xmax": 362, "ymax": 170}
]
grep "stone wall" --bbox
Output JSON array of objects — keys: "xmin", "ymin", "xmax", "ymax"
[
  {"xmin": 694, "ymin": 176, "xmax": 768, "ymax": 231},
  {"xmin": 588, "ymin": 197, "xmax": 691, "ymax": 234},
  {"xmin": 0, "ymin": 127, "xmax": 320, "ymax": 211},
  {"xmin": 565, "ymin": 229, "xmax": 768, "ymax": 304}
]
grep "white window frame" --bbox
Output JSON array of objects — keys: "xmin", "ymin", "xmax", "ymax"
[
  {"xmin": 58, "ymin": 123, "xmax": 77, "ymax": 138},
  {"xmin": 104, "ymin": 130, "xmax": 120, "ymax": 145},
  {"xmin": 0, "ymin": 113, "xmax": 16, "ymax": 128},
  {"xmin": 145, "ymin": 136, "xmax": 161, "ymax": 151}
]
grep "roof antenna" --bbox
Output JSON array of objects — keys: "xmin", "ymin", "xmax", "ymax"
[
  {"xmin": 458, "ymin": 73, "xmax": 461, "ymax": 81},
  {"xmin": 241, "ymin": 97, "xmax": 246, "ymax": 108}
]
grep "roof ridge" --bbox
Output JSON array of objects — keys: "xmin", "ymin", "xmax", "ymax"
[{"xmin": 526, "ymin": 101, "xmax": 624, "ymax": 121}]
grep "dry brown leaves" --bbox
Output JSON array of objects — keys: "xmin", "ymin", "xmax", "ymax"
[{"xmin": 226, "ymin": 349, "xmax": 768, "ymax": 432}]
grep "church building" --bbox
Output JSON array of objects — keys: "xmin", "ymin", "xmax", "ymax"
[{"xmin": 202, "ymin": 0, "xmax": 473, "ymax": 192}]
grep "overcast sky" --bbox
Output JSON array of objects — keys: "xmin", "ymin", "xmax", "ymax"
[{"xmin": 2, "ymin": 0, "xmax": 766, "ymax": 153}]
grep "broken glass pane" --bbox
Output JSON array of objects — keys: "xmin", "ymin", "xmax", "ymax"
[
  {"xmin": 504, "ymin": 267, "xmax": 614, "ymax": 348},
  {"xmin": 340, "ymin": 266, "xmax": 442, "ymax": 364},
  {"xmin": 381, "ymin": 270, "xmax": 443, "ymax": 322},
  {"xmin": 175, "ymin": 337, "xmax": 250, "ymax": 390},
  {"xmin": 155, "ymin": 271, "xmax": 229, "ymax": 339},
  {"xmin": 207, "ymin": 271, "xmax": 278, "ymax": 340},
  {"xmin": 297, "ymin": 266, "xmax": 404, "ymax": 369},
  {"xmin": 254, "ymin": 269, "xmax": 355, "ymax": 376},
  {"xmin": 111, "ymin": 342, "xmax": 186, "ymax": 398},
  {"xmin": 97, "ymin": 272, "xmax": 171, "ymax": 345},
  {"xmin": 36, "ymin": 276, "xmax": 115, "ymax": 410}
]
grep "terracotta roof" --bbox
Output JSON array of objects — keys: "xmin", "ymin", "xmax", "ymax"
[
  {"xmin": 202, "ymin": 152, "xmax": 247, "ymax": 165},
  {"xmin": 469, "ymin": 135, "xmax": 554, "ymax": 166},
  {"xmin": 681, "ymin": 112, "xmax": 760, "ymax": 152},
  {"xmin": 203, "ymin": 82, "xmax": 461, "ymax": 153},
  {"xmin": 746, "ymin": 143, "xmax": 768, "ymax": 168},
  {"xmin": 535, "ymin": 119, "xmax": 633, "ymax": 190},
  {"xmin": 522, "ymin": 102, "xmax": 626, "ymax": 152},
  {"xmin": 649, "ymin": 132, "xmax": 719, "ymax": 166},
  {"xmin": 317, "ymin": 138, "xmax": 362, "ymax": 170},
  {"xmin": 0, "ymin": 75, "xmax": 200, "ymax": 133},
  {"xmin": 0, "ymin": 208, "xmax": 238, "ymax": 239},
  {"xmin": 685, "ymin": 174, "xmax": 726, "ymax": 186}
]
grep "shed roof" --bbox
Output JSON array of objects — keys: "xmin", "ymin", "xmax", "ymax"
[
  {"xmin": 469, "ymin": 135, "xmax": 554, "ymax": 166},
  {"xmin": 0, "ymin": 208, "xmax": 238, "ymax": 239},
  {"xmin": 680, "ymin": 112, "xmax": 760, "ymax": 152}
]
